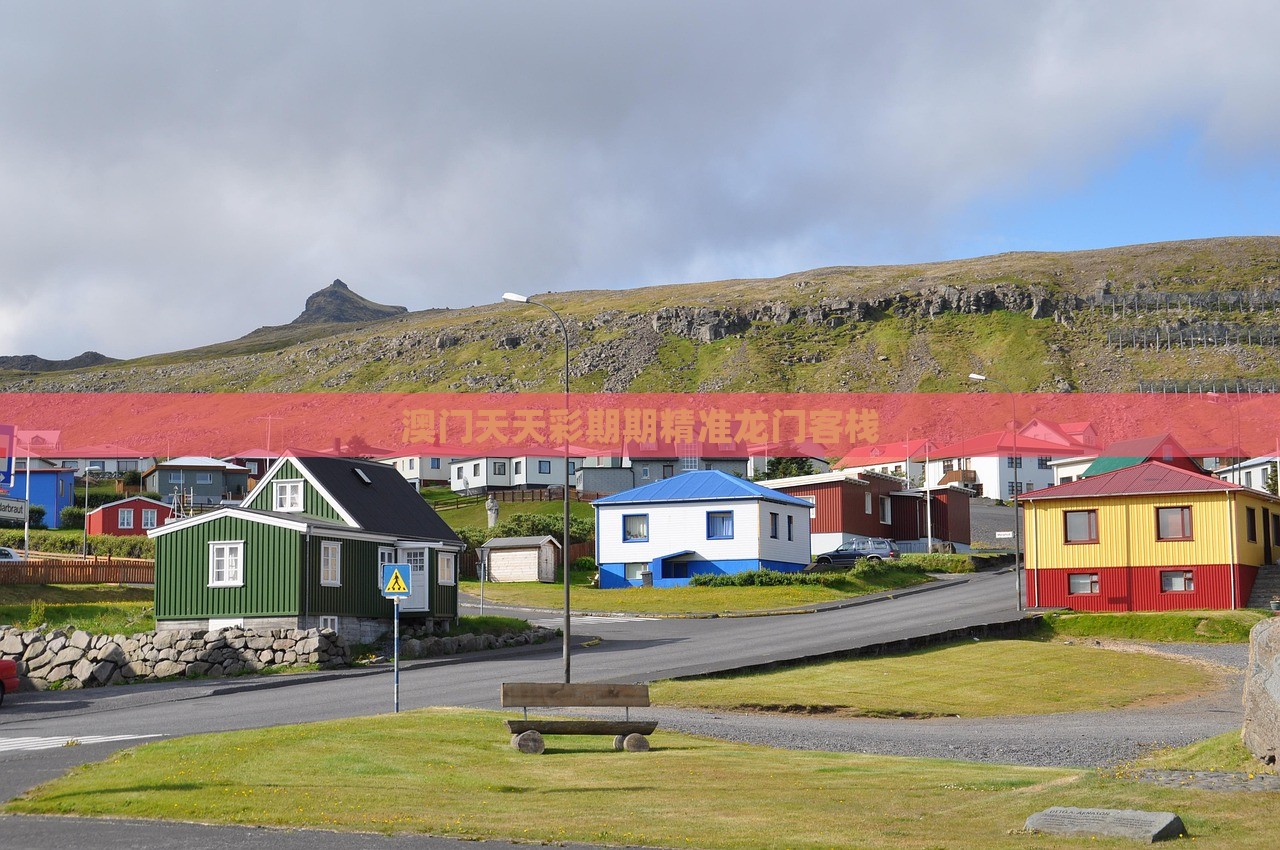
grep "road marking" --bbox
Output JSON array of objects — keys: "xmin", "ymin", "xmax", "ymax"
[{"xmin": 0, "ymin": 734, "xmax": 162, "ymax": 753}]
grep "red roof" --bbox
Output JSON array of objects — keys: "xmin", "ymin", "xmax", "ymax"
[
  {"xmin": 1020, "ymin": 461, "xmax": 1241, "ymax": 500},
  {"xmin": 833, "ymin": 438, "xmax": 934, "ymax": 469},
  {"xmin": 929, "ymin": 430, "xmax": 1088, "ymax": 458}
]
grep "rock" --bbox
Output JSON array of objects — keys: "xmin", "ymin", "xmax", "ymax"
[
  {"xmin": 1243, "ymin": 618, "xmax": 1280, "ymax": 764},
  {"xmin": 622, "ymin": 733, "xmax": 650, "ymax": 753},
  {"xmin": 68, "ymin": 630, "xmax": 92, "ymax": 650},
  {"xmin": 90, "ymin": 660, "xmax": 117, "ymax": 684},
  {"xmin": 153, "ymin": 659, "xmax": 184, "ymax": 679},
  {"xmin": 512, "ymin": 730, "xmax": 545, "ymax": 754},
  {"xmin": 0, "ymin": 632, "xmax": 26, "ymax": 654},
  {"xmin": 21, "ymin": 639, "xmax": 46, "ymax": 661},
  {"xmin": 71, "ymin": 658, "xmax": 96, "ymax": 683}
]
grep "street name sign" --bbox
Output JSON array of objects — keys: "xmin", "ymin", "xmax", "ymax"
[{"xmin": 0, "ymin": 496, "xmax": 28, "ymax": 523}]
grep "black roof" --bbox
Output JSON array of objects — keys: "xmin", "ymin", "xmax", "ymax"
[{"xmin": 295, "ymin": 456, "xmax": 461, "ymax": 543}]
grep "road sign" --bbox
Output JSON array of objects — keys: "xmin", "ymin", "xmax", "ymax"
[
  {"xmin": 381, "ymin": 563, "xmax": 412, "ymax": 598},
  {"xmin": 0, "ymin": 496, "xmax": 28, "ymax": 523},
  {"xmin": 995, "ymin": 531, "xmax": 1014, "ymax": 539}
]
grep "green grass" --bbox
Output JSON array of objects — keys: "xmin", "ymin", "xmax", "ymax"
[
  {"xmin": 445, "ymin": 615, "xmax": 530, "ymax": 637},
  {"xmin": 9, "ymin": 708, "xmax": 1274, "ymax": 848},
  {"xmin": 1042, "ymin": 610, "xmax": 1268, "ymax": 643},
  {"xmin": 0, "ymin": 584, "xmax": 155, "ymax": 633},
  {"xmin": 435, "ymin": 497, "xmax": 595, "ymax": 529},
  {"xmin": 1129, "ymin": 732, "xmax": 1278, "ymax": 776},
  {"xmin": 460, "ymin": 566, "xmax": 931, "ymax": 614},
  {"xmin": 652, "ymin": 639, "xmax": 1219, "ymax": 717}
]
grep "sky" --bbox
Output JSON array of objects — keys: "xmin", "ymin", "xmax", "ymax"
[{"xmin": 3, "ymin": 0, "xmax": 1280, "ymax": 360}]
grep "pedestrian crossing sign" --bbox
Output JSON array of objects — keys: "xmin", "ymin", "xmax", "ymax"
[{"xmin": 381, "ymin": 564, "xmax": 411, "ymax": 598}]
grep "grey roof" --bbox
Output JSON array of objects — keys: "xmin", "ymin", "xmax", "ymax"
[
  {"xmin": 294, "ymin": 455, "xmax": 461, "ymax": 543},
  {"xmin": 480, "ymin": 535, "xmax": 560, "ymax": 550}
]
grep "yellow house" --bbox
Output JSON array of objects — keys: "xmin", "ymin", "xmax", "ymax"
[{"xmin": 1020, "ymin": 461, "xmax": 1279, "ymax": 610}]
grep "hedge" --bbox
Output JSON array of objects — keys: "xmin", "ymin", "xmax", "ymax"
[{"xmin": 0, "ymin": 529, "xmax": 155, "ymax": 558}]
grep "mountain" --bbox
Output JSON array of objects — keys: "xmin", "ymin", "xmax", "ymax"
[
  {"xmin": 0, "ymin": 351, "xmax": 118, "ymax": 373},
  {"xmin": 5, "ymin": 236, "xmax": 1280, "ymax": 394},
  {"xmin": 289, "ymin": 279, "xmax": 407, "ymax": 325}
]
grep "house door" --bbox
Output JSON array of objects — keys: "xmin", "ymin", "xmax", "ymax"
[
  {"xmin": 1265, "ymin": 509, "xmax": 1274, "ymax": 565},
  {"xmin": 398, "ymin": 549, "xmax": 430, "ymax": 612}
]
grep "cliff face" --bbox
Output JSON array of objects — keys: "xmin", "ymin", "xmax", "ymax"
[{"xmin": 290, "ymin": 279, "xmax": 407, "ymax": 325}]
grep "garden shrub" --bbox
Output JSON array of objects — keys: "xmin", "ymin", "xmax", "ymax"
[
  {"xmin": 690, "ymin": 569, "xmax": 840, "ymax": 588},
  {"xmin": 60, "ymin": 506, "xmax": 86, "ymax": 529},
  {"xmin": 896, "ymin": 553, "xmax": 974, "ymax": 574},
  {"xmin": 572, "ymin": 555, "xmax": 596, "ymax": 573}
]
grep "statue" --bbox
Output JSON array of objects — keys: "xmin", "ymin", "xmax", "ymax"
[{"xmin": 485, "ymin": 494, "xmax": 500, "ymax": 528}]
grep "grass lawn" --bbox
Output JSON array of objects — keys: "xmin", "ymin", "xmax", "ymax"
[
  {"xmin": 1042, "ymin": 610, "xmax": 1268, "ymax": 643},
  {"xmin": 0, "ymin": 584, "xmax": 155, "ymax": 633},
  {"xmin": 460, "ymin": 566, "xmax": 932, "ymax": 614},
  {"xmin": 432, "ymin": 497, "xmax": 595, "ymax": 529},
  {"xmin": 652, "ymin": 638, "xmax": 1221, "ymax": 717},
  {"xmin": 1132, "ymin": 732, "xmax": 1278, "ymax": 776},
  {"xmin": 9, "ymin": 708, "xmax": 1272, "ymax": 849}
]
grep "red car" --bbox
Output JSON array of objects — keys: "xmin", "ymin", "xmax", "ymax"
[{"xmin": 0, "ymin": 658, "xmax": 17, "ymax": 707}]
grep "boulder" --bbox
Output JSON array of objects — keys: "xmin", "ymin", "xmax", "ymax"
[
  {"xmin": 1243, "ymin": 618, "xmax": 1280, "ymax": 764},
  {"xmin": 0, "ymin": 631, "xmax": 26, "ymax": 655},
  {"xmin": 153, "ymin": 659, "xmax": 184, "ymax": 679}
]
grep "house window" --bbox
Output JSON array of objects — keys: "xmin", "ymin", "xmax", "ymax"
[
  {"xmin": 168, "ymin": 472, "xmax": 183, "ymax": 484},
  {"xmin": 878, "ymin": 496, "xmax": 891, "ymax": 524},
  {"xmin": 1247, "ymin": 507, "xmax": 1258, "ymax": 543},
  {"xmin": 769, "ymin": 512, "xmax": 780, "ymax": 539},
  {"xmin": 640, "ymin": 465, "xmax": 651, "ymax": 480},
  {"xmin": 662, "ymin": 464, "xmax": 674, "ymax": 478},
  {"xmin": 942, "ymin": 459, "xmax": 955, "ymax": 474},
  {"xmin": 320, "ymin": 615, "xmax": 339, "ymax": 632},
  {"xmin": 494, "ymin": 461, "xmax": 507, "ymax": 475},
  {"xmin": 196, "ymin": 473, "xmax": 214, "ymax": 485},
  {"xmin": 1067, "ymin": 572, "xmax": 1099, "ymax": 595},
  {"xmin": 1038, "ymin": 457, "xmax": 1052, "ymax": 470},
  {"xmin": 141, "ymin": 509, "xmax": 157, "ymax": 529},
  {"xmin": 787, "ymin": 514, "xmax": 794, "ymax": 541},
  {"xmin": 569, "ymin": 461, "xmax": 576, "ymax": 474},
  {"xmin": 624, "ymin": 563, "xmax": 646, "ymax": 580},
  {"xmin": 273, "ymin": 480, "xmax": 304, "ymax": 512},
  {"xmin": 407, "ymin": 458, "xmax": 415, "ymax": 471},
  {"xmin": 707, "ymin": 510, "xmax": 734, "ymax": 539},
  {"xmin": 119, "ymin": 460, "xmax": 138, "ymax": 472},
  {"xmin": 472, "ymin": 462, "xmax": 481, "ymax": 477},
  {"xmin": 1161, "ymin": 570, "xmax": 1194, "ymax": 592},
  {"xmin": 514, "ymin": 460, "xmax": 522, "ymax": 474},
  {"xmin": 320, "ymin": 541, "xmax": 342, "ymax": 587},
  {"xmin": 455, "ymin": 467, "xmax": 463, "ymax": 480},
  {"xmin": 379, "ymin": 547, "xmax": 396, "ymax": 566},
  {"xmin": 430, "ymin": 458, "xmax": 440, "ymax": 470},
  {"xmin": 1007, "ymin": 456, "xmax": 1023, "ymax": 469},
  {"xmin": 1007, "ymin": 481, "xmax": 1026, "ymax": 498},
  {"xmin": 438, "ymin": 551, "xmax": 457, "ymax": 586},
  {"xmin": 538, "ymin": 460, "xmax": 552, "ymax": 474},
  {"xmin": 1156, "ymin": 506, "xmax": 1193, "ymax": 541},
  {"xmin": 1063, "ymin": 510, "xmax": 1098, "ymax": 544},
  {"xmin": 209, "ymin": 541, "xmax": 244, "ymax": 587},
  {"xmin": 623, "ymin": 514, "xmax": 649, "ymax": 542},
  {"xmin": 117, "ymin": 508, "xmax": 134, "ymax": 529},
  {"xmin": 864, "ymin": 492, "xmax": 872, "ymax": 514},
  {"xmin": 1244, "ymin": 470, "xmax": 1253, "ymax": 488}
]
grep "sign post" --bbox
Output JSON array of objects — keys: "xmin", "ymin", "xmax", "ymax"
[{"xmin": 380, "ymin": 563, "xmax": 412, "ymax": 713}]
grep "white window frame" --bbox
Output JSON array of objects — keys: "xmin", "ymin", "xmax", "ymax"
[
  {"xmin": 141, "ymin": 509, "xmax": 158, "ymax": 529},
  {"xmin": 879, "ymin": 496, "xmax": 892, "ymax": 524},
  {"xmin": 1067, "ymin": 572, "xmax": 1099, "ymax": 595},
  {"xmin": 438, "ymin": 551, "xmax": 457, "ymax": 586},
  {"xmin": 320, "ymin": 541, "xmax": 342, "ymax": 587},
  {"xmin": 273, "ymin": 480, "xmax": 304, "ymax": 512},
  {"xmin": 117, "ymin": 508, "xmax": 134, "ymax": 529},
  {"xmin": 196, "ymin": 472, "xmax": 214, "ymax": 485},
  {"xmin": 209, "ymin": 540, "xmax": 244, "ymax": 587},
  {"xmin": 864, "ymin": 492, "xmax": 873, "ymax": 514},
  {"xmin": 624, "ymin": 562, "xmax": 646, "ymax": 580},
  {"xmin": 319, "ymin": 615, "xmax": 339, "ymax": 632}
]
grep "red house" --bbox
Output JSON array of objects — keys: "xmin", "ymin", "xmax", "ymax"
[{"xmin": 86, "ymin": 497, "xmax": 176, "ymax": 536}]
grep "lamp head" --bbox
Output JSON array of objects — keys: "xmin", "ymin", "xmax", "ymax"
[
  {"xmin": 502, "ymin": 292, "xmax": 529, "ymax": 303},
  {"xmin": 968, "ymin": 373, "xmax": 987, "ymax": 382}
]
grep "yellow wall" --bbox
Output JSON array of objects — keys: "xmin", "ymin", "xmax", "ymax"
[{"xmin": 1024, "ymin": 490, "xmax": 1278, "ymax": 570}]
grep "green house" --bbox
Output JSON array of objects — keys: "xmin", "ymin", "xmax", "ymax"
[{"xmin": 149, "ymin": 454, "xmax": 464, "ymax": 641}]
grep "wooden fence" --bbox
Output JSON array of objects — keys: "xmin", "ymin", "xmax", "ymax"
[{"xmin": 0, "ymin": 556, "xmax": 155, "ymax": 585}]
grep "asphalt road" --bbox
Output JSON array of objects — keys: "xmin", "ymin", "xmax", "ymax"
[{"xmin": 0, "ymin": 569, "xmax": 1206, "ymax": 850}]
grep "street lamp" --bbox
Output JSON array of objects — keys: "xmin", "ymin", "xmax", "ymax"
[
  {"xmin": 81, "ymin": 465, "xmax": 102, "ymax": 557},
  {"xmin": 503, "ymin": 292, "xmax": 573, "ymax": 684},
  {"xmin": 969, "ymin": 373, "xmax": 1023, "ymax": 611}
]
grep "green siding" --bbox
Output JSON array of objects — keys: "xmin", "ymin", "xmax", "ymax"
[
  {"xmin": 431, "ymin": 551, "xmax": 459, "ymax": 620},
  {"xmin": 156, "ymin": 516, "xmax": 301, "ymax": 620},
  {"xmin": 243, "ymin": 459, "xmax": 343, "ymax": 523},
  {"xmin": 303, "ymin": 535, "xmax": 396, "ymax": 619}
]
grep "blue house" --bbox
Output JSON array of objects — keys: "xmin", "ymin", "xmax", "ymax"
[
  {"xmin": 2, "ymin": 467, "xmax": 78, "ymax": 529},
  {"xmin": 594, "ymin": 470, "xmax": 814, "ymax": 589}
]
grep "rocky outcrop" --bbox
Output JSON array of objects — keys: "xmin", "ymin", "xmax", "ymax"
[
  {"xmin": 0, "ymin": 351, "xmax": 117, "ymax": 373},
  {"xmin": 291, "ymin": 279, "xmax": 407, "ymax": 324},
  {"xmin": 0, "ymin": 625, "xmax": 350, "ymax": 690},
  {"xmin": 1243, "ymin": 618, "xmax": 1280, "ymax": 764}
]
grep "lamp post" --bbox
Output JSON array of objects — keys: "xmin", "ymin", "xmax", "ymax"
[
  {"xmin": 969, "ymin": 373, "xmax": 1023, "ymax": 611},
  {"xmin": 503, "ymin": 292, "xmax": 573, "ymax": 683}
]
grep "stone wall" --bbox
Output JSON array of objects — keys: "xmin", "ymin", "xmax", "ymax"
[
  {"xmin": 1243, "ymin": 618, "xmax": 1280, "ymax": 764},
  {"xmin": 0, "ymin": 626, "xmax": 350, "ymax": 690}
]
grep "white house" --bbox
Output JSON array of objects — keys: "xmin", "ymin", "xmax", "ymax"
[
  {"xmin": 382, "ymin": 449, "xmax": 470, "ymax": 488},
  {"xmin": 449, "ymin": 454, "xmax": 583, "ymax": 494},
  {"xmin": 1213, "ymin": 455, "xmax": 1280, "ymax": 491},
  {"xmin": 480, "ymin": 535, "xmax": 560, "ymax": 583},
  {"xmin": 593, "ymin": 469, "xmax": 813, "ymax": 589}
]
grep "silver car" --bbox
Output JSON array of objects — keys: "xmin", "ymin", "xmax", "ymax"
[
  {"xmin": 814, "ymin": 536, "xmax": 900, "ymax": 567},
  {"xmin": 0, "ymin": 547, "xmax": 25, "ymax": 565}
]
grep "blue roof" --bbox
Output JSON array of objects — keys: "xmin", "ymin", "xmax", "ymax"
[{"xmin": 593, "ymin": 470, "xmax": 814, "ymax": 508}]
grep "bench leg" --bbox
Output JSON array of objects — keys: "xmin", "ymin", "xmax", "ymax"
[{"xmin": 512, "ymin": 730, "xmax": 545, "ymax": 755}]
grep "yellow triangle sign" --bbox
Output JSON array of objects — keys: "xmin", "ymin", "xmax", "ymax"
[{"xmin": 384, "ymin": 569, "xmax": 408, "ymax": 594}]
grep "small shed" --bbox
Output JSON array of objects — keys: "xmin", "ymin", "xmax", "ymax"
[{"xmin": 481, "ymin": 535, "xmax": 561, "ymax": 583}]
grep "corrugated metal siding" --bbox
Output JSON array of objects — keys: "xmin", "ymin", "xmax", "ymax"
[
  {"xmin": 781, "ymin": 482, "xmax": 842, "ymax": 533},
  {"xmin": 431, "ymin": 552, "xmax": 459, "ymax": 619},
  {"xmin": 302, "ymin": 535, "xmax": 394, "ymax": 619},
  {"xmin": 937, "ymin": 491, "xmax": 971, "ymax": 544},
  {"xmin": 156, "ymin": 516, "xmax": 301, "ymax": 620},
  {"xmin": 1028, "ymin": 564, "xmax": 1237, "ymax": 611},
  {"xmin": 889, "ymin": 493, "xmax": 920, "ymax": 540}
]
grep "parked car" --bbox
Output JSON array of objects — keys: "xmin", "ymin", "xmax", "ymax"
[
  {"xmin": 0, "ymin": 547, "xmax": 25, "ymax": 565},
  {"xmin": 813, "ymin": 536, "xmax": 900, "ymax": 567},
  {"xmin": 0, "ymin": 658, "xmax": 16, "ymax": 707}
]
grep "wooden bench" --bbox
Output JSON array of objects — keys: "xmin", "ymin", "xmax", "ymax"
[{"xmin": 501, "ymin": 682, "xmax": 656, "ymax": 754}]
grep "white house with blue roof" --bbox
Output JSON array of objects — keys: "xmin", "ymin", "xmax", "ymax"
[{"xmin": 593, "ymin": 469, "xmax": 813, "ymax": 588}]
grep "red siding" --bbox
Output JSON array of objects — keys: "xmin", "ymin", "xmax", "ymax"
[
  {"xmin": 85, "ymin": 499, "xmax": 175, "ymax": 537},
  {"xmin": 1028, "ymin": 564, "xmax": 1257, "ymax": 611},
  {"xmin": 935, "ymin": 490, "xmax": 972, "ymax": 545},
  {"xmin": 782, "ymin": 481, "xmax": 847, "ymax": 534}
]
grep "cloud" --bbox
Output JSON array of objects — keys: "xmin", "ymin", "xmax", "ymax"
[{"xmin": 2, "ymin": 1, "xmax": 1279, "ymax": 359}]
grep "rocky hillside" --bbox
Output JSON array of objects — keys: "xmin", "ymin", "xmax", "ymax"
[
  {"xmin": 0, "ymin": 351, "xmax": 117, "ymax": 373},
  {"xmin": 6, "ymin": 236, "xmax": 1280, "ymax": 394},
  {"xmin": 289, "ymin": 279, "xmax": 406, "ymax": 325}
]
